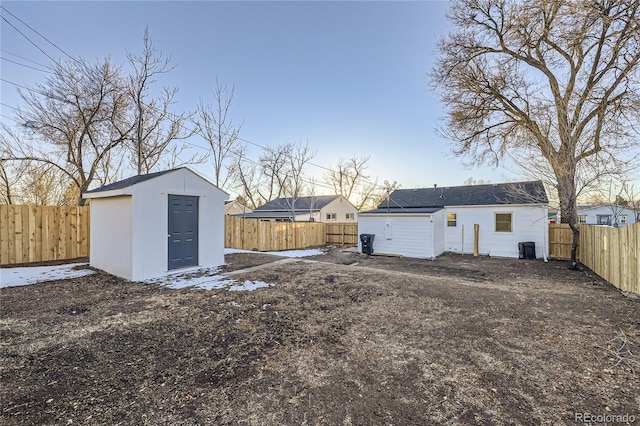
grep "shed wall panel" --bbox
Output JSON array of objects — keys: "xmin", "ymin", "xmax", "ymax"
[{"xmin": 89, "ymin": 196, "xmax": 132, "ymax": 279}]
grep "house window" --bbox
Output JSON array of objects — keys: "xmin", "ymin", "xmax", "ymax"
[
  {"xmin": 495, "ymin": 213, "xmax": 512, "ymax": 232},
  {"xmin": 447, "ymin": 213, "xmax": 457, "ymax": 227},
  {"xmin": 578, "ymin": 215, "xmax": 587, "ymax": 224},
  {"xmin": 620, "ymin": 215, "xmax": 627, "ymax": 224},
  {"xmin": 326, "ymin": 213, "xmax": 336, "ymax": 221},
  {"xmin": 597, "ymin": 215, "xmax": 611, "ymax": 225},
  {"xmin": 345, "ymin": 213, "xmax": 355, "ymax": 220}
]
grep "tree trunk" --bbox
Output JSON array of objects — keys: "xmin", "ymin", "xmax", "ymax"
[{"xmin": 557, "ymin": 175, "xmax": 579, "ymax": 269}]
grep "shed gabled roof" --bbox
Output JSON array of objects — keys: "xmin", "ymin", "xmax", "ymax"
[
  {"xmin": 378, "ymin": 181, "xmax": 548, "ymax": 210},
  {"xmin": 83, "ymin": 167, "xmax": 227, "ymax": 199},
  {"xmin": 254, "ymin": 195, "xmax": 343, "ymax": 212},
  {"xmin": 83, "ymin": 168, "xmax": 179, "ymax": 194}
]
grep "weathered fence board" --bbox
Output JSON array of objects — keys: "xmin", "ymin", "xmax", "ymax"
[{"xmin": 0, "ymin": 205, "xmax": 90, "ymax": 265}]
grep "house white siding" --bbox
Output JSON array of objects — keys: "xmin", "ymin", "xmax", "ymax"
[
  {"xmin": 320, "ymin": 197, "xmax": 358, "ymax": 223},
  {"xmin": 432, "ymin": 210, "xmax": 446, "ymax": 256},
  {"xmin": 443, "ymin": 205, "xmax": 548, "ymax": 258},
  {"xmin": 358, "ymin": 215, "xmax": 436, "ymax": 258},
  {"xmin": 89, "ymin": 196, "xmax": 133, "ymax": 280}
]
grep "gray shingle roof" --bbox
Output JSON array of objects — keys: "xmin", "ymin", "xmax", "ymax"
[
  {"xmin": 254, "ymin": 195, "xmax": 341, "ymax": 212},
  {"xmin": 84, "ymin": 168, "xmax": 181, "ymax": 193},
  {"xmin": 378, "ymin": 181, "xmax": 547, "ymax": 209}
]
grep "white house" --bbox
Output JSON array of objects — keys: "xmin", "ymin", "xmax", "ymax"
[
  {"xmin": 224, "ymin": 200, "xmax": 253, "ymax": 216},
  {"xmin": 576, "ymin": 204, "xmax": 638, "ymax": 227},
  {"xmin": 358, "ymin": 181, "xmax": 549, "ymax": 260},
  {"xmin": 234, "ymin": 195, "xmax": 358, "ymax": 223},
  {"xmin": 83, "ymin": 168, "xmax": 228, "ymax": 281}
]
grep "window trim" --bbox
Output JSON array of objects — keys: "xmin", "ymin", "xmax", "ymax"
[
  {"xmin": 495, "ymin": 212, "xmax": 513, "ymax": 233},
  {"xmin": 345, "ymin": 212, "xmax": 355, "ymax": 221},
  {"xmin": 325, "ymin": 212, "xmax": 337, "ymax": 221}
]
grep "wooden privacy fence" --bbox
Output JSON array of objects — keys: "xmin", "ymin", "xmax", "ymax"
[
  {"xmin": 549, "ymin": 224, "xmax": 580, "ymax": 260},
  {"xmin": 225, "ymin": 216, "xmax": 326, "ymax": 252},
  {"xmin": 549, "ymin": 223, "xmax": 639, "ymax": 295},
  {"xmin": 580, "ymin": 223, "xmax": 639, "ymax": 295},
  {"xmin": 325, "ymin": 223, "xmax": 358, "ymax": 246},
  {"xmin": 0, "ymin": 205, "xmax": 90, "ymax": 265}
]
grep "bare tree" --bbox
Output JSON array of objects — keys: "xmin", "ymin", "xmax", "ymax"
[
  {"xmin": 369, "ymin": 179, "xmax": 401, "ymax": 211},
  {"xmin": 127, "ymin": 29, "xmax": 195, "ymax": 175},
  {"xmin": 621, "ymin": 182, "xmax": 640, "ymax": 222},
  {"xmin": 196, "ymin": 78, "xmax": 243, "ymax": 190},
  {"xmin": 431, "ymin": 0, "xmax": 640, "ymax": 268},
  {"xmin": 256, "ymin": 143, "xmax": 292, "ymax": 204},
  {"xmin": 325, "ymin": 156, "xmax": 371, "ymax": 201},
  {"xmin": 6, "ymin": 58, "xmax": 132, "ymax": 205},
  {"xmin": 0, "ymin": 126, "xmax": 28, "ymax": 204},
  {"xmin": 281, "ymin": 142, "xmax": 316, "ymax": 221},
  {"xmin": 324, "ymin": 155, "xmax": 393, "ymax": 210},
  {"xmin": 463, "ymin": 177, "xmax": 490, "ymax": 186}
]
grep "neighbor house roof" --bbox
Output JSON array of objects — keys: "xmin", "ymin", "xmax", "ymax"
[
  {"xmin": 84, "ymin": 168, "xmax": 179, "ymax": 194},
  {"xmin": 375, "ymin": 181, "xmax": 548, "ymax": 210},
  {"xmin": 254, "ymin": 195, "xmax": 342, "ymax": 212}
]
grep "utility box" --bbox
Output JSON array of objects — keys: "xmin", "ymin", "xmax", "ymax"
[
  {"xmin": 360, "ymin": 234, "xmax": 375, "ymax": 255},
  {"xmin": 518, "ymin": 241, "xmax": 536, "ymax": 260}
]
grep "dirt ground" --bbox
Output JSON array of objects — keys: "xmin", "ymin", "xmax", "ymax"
[{"xmin": 1, "ymin": 246, "xmax": 639, "ymax": 425}]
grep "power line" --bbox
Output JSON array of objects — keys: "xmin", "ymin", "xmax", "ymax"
[
  {"xmin": 1, "ymin": 49, "xmax": 49, "ymax": 68},
  {"xmin": 1, "ymin": 57, "xmax": 52, "ymax": 74},
  {"xmin": 0, "ymin": 6, "xmax": 80, "ymax": 65},
  {"xmin": 0, "ymin": 15, "xmax": 58, "ymax": 64}
]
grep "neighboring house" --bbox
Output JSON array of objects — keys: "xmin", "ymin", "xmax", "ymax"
[
  {"xmin": 224, "ymin": 200, "xmax": 253, "ymax": 216},
  {"xmin": 576, "ymin": 204, "xmax": 638, "ymax": 227},
  {"xmin": 83, "ymin": 167, "xmax": 228, "ymax": 281},
  {"xmin": 358, "ymin": 181, "xmax": 549, "ymax": 259},
  {"xmin": 234, "ymin": 195, "xmax": 358, "ymax": 223}
]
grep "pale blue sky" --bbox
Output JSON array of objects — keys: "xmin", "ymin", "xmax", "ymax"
[{"xmin": 1, "ymin": 1, "xmax": 522, "ymax": 197}]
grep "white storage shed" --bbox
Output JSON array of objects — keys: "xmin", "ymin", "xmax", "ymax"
[{"xmin": 83, "ymin": 168, "xmax": 228, "ymax": 281}]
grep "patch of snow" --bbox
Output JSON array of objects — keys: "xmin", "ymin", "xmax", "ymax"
[
  {"xmin": 146, "ymin": 267, "xmax": 275, "ymax": 292},
  {"xmin": 229, "ymin": 280, "xmax": 274, "ymax": 292},
  {"xmin": 146, "ymin": 268, "xmax": 236, "ymax": 291},
  {"xmin": 0, "ymin": 263, "xmax": 96, "ymax": 289}
]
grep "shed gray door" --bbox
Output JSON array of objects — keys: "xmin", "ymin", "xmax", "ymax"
[{"xmin": 168, "ymin": 195, "xmax": 199, "ymax": 270}]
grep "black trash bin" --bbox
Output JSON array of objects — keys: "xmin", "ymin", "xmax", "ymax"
[
  {"xmin": 518, "ymin": 242, "xmax": 536, "ymax": 260},
  {"xmin": 360, "ymin": 234, "xmax": 375, "ymax": 255}
]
